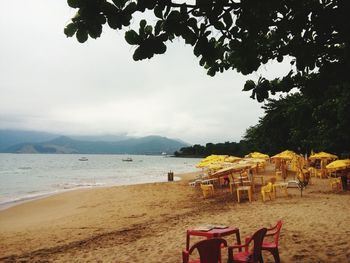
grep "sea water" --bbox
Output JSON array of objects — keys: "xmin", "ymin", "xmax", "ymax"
[{"xmin": 0, "ymin": 153, "xmax": 201, "ymax": 209}]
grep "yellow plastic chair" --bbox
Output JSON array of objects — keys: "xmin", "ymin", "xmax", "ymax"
[
  {"xmin": 330, "ymin": 178, "xmax": 342, "ymax": 191},
  {"xmin": 261, "ymin": 182, "xmax": 274, "ymax": 202},
  {"xmin": 200, "ymin": 184, "xmax": 214, "ymax": 198}
]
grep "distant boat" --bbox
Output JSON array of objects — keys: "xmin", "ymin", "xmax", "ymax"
[
  {"xmin": 78, "ymin": 157, "xmax": 88, "ymax": 161},
  {"xmin": 122, "ymin": 157, "xmax": 133, "ymax": 162}
]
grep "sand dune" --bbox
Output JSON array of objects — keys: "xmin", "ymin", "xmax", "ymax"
[{"xmin": 1, "ymin": 168, "xmax": 350, "ymax": 262}]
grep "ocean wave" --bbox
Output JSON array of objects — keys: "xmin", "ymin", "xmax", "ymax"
[
  {"xmin": 56, "ymin": 182, "xmax": 106, "ymax": 189},
  {"xmin": 0, "ymin": 191, "xmax": 58, "ymax": 211}
]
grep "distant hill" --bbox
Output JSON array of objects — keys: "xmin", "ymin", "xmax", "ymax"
[
  {"xmin": 0, "ymin": 130, "xmax": 189, "ymax": 155},
  {"xmin": 0, "ymin": 130, "xmax": 58, "ymax": 151}
]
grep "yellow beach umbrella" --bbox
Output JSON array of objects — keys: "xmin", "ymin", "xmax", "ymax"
[
  {"xmin": 245, "ymin": 152, "xmax": 269, "ymax": 159},
  {"xmin": 196, "ymin": 155, "xmax": 228, "ymax": 168},
  {"xmin": 196, "ymin": 155, "xmax": 242, "ymax": 168},
  {"xmin": 309, "ymin": 152, "xmax": 338, "ymax": 160},
  {"xmin": 271, "ymin": 150, "xmax": 296, "ymax": 160},
  {"xmin": 207, "ymin": 163, "xmax": 224, "ymax": 171},
  {"xmin": 224, "ymin": 156, "xmax": 242, "ymax": 163},
  {"xmin": 242, "ymin": 158, "xmax": 266, "ymax": 165},
  {"xmin": 212, "ymin": 163, "xmax": 252, "ymax": 177},
  {"xmin": 326, "ymin": 159, "xmax": 350, "ymax": 171}
]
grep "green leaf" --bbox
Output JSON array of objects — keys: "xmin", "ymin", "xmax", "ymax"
[
  {"xmin": 277, "ymin": 55, "xmax": 283, "ymax": 62},
  {"xmin": 88, "ymin": 24, "xmax": 102, "ymax": 39},
  {"xmin": 145, "ymin": 25, "xmax": 153, "ymax": 35},
  {"xmin": 133, "ymin": 46, "xmax": 143, "ymax": 61},
  {"xmin": 154, "ymin": 40, "xmax": 167, "ymax": 54},
  {"xmin": 124, "ymin": 2, "xmax": 137, "ymax": 14},
  {"xmin": 180, "ymin": 4, "xmax": 187, "ymax": 17},
  {"xmin": 187, "ymin": 18, "xmax": 198, "ymax": 30},
  {"xmin": 140, "ymin": 19, "xmax": 147, "ymax": 29},
  {"xmin": 76, "ymin": 28, "xmax": 88, "ymax": 43},
  {"xmin": 256, "ymin": 88, "xmax": 268, "ymax": 102},
  {"xmin": 125, "ymin": 30, "xmax": 140, "ymax": 45},
  {"xmin": 223, "ymin": 12, "xmax": 233, "ymax": 28},
  {"xmin": 64, "ymin": 23, "xmax": 78, "ymax": 37},
  {"xmin": 213, "ymin": 21, "xmax": 225, "ymax": 30},
  {"xmin": 67, "ymin": 0, "xmax": 80, "ymax": 8},
  {"xmin": 207, "ymin": 67, "xmax": 216, "ymax": 77},
  {"xmin": 136, "ymin": 0, "xmax": 146, "ymax": 12},
  {"xmin": 154, "ymin": 5, "xmax": 163, "ymax": 19},
  {"xmin": 243, "ymin": 80, "xmax": 256, "ymax": 91},
  {"xmin": 168, "ymin": 11, "xmax": 181, "ymax": 22},
  {"xmin": 182, "ymin": 28, "xmax": 197, "ymax": 46},
  {"xmin": 111, "ymin": 0, "xmax": 125, "ymax": 8},
  {"xmin": 155, "ymin": 20, "xmax": 163, "ymax": 36},
  {"xmin": 107, "ymin": 14, "xmax": 122, "ymax": 29},
  {"xmin": 121, "ymin": 13, "xmax": 132, "ymax": 26}
]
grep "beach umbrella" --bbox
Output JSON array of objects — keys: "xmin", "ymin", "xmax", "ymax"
[
  {"xmin": 245, "ymin": 152, "xmax": 269, "ymax": 160},
  {"xmin": 224, "ymin": 156, "xmax": 242, "ymax": 163},
  {"xmin": 196, "ymin": 155, "xmax": 228, "ymax": 168},
  {"xmin": 326, "ymin": 159, "xmax": 350, "ymax": 171},
  {"xmin": 271, "ymin": 150, "xmax": 296, "ymax": 160},
  {"xmin": 243, "ymin": 157, "xmax": 267, "ymax": 164},
  {"xmin": 309, "ymin": 152, "xmax": 338, "ymax": 160},
  {"xmin": 196, "ymin": 155, "xmax": 241, "ymax": 168},
  {"xmin": 207, "ymin": 162, "xmax": 233, "ymax": 170},
  {"xmin": 211, "ymin": 163, "xmax": 252, "ymax": 177}
]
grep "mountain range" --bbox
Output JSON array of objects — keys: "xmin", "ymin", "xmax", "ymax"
[{"xmin": 0, "ymin": 130, "xmax": 189, "ymax": 155}]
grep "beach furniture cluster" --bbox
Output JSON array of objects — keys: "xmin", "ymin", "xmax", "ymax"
[
  {"xmin": 183, "ymin": 220, "xmax": 283, "ymax": 263},
  {"xmin": 189, "ymin": 151, "xmax": 350, "ymax": 203}
]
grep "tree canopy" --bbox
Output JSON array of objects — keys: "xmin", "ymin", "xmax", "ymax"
[
  {"xmin": 243, "ymin": 86, "xmax": 350, "ymax": 156},
  {"xmin": 174, "ymin": 141, "xmax": 251, "ymax": 157},
  {"xmin": 65, "ymin": 0, "xmax": 350, "ymax": 102}
]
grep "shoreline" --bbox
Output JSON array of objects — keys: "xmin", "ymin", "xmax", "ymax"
[{"xmin": 0, "ymin": 171, "xmax": 197, "ymax": 211}]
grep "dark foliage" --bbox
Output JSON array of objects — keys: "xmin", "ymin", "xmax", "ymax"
[
  {"xmin": 174, "ymin": 141, "xmax": 251, "ymax": 158},
  {"xmin": 243, "ymin": 82, "xmax": 350, "ymax": 156},
  {"xmin": 65, "ymin": 0, "xmax": 350, "ymax": 102}
]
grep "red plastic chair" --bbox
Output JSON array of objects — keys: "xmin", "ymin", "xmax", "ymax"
[
  {"xmin": 227, "ymin": 228, "xmax": 267, "ymax": 263},
  {"xmin": 261, "ymin": 220, "xmax": 283, "ymax": 263},
  {"xmin": 182, "ymin": 238, "xmax": 227, "ymax": 263}
]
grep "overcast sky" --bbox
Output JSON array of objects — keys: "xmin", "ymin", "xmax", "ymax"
[{"xmin": 0, "ymin": 1, "xmax": 293, "ymax": 145}]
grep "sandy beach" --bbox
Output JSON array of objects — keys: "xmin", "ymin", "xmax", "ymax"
[{"xmin": 1, "ymin": 166, "xmax": 350, "ymax": 263}]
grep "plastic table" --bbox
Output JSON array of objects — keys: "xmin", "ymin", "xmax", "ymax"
[{"xmin": 186, "ymin": 227, "xmax": 241, "ymax": 251}]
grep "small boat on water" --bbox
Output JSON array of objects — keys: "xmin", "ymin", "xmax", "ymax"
[
  {"xmin": 78, "ymin": 157, "xmax": 88, "ymax": 161},
  {"xmin": 122, "ymin": 157, "xmax": 133, "ymax": 162}
]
